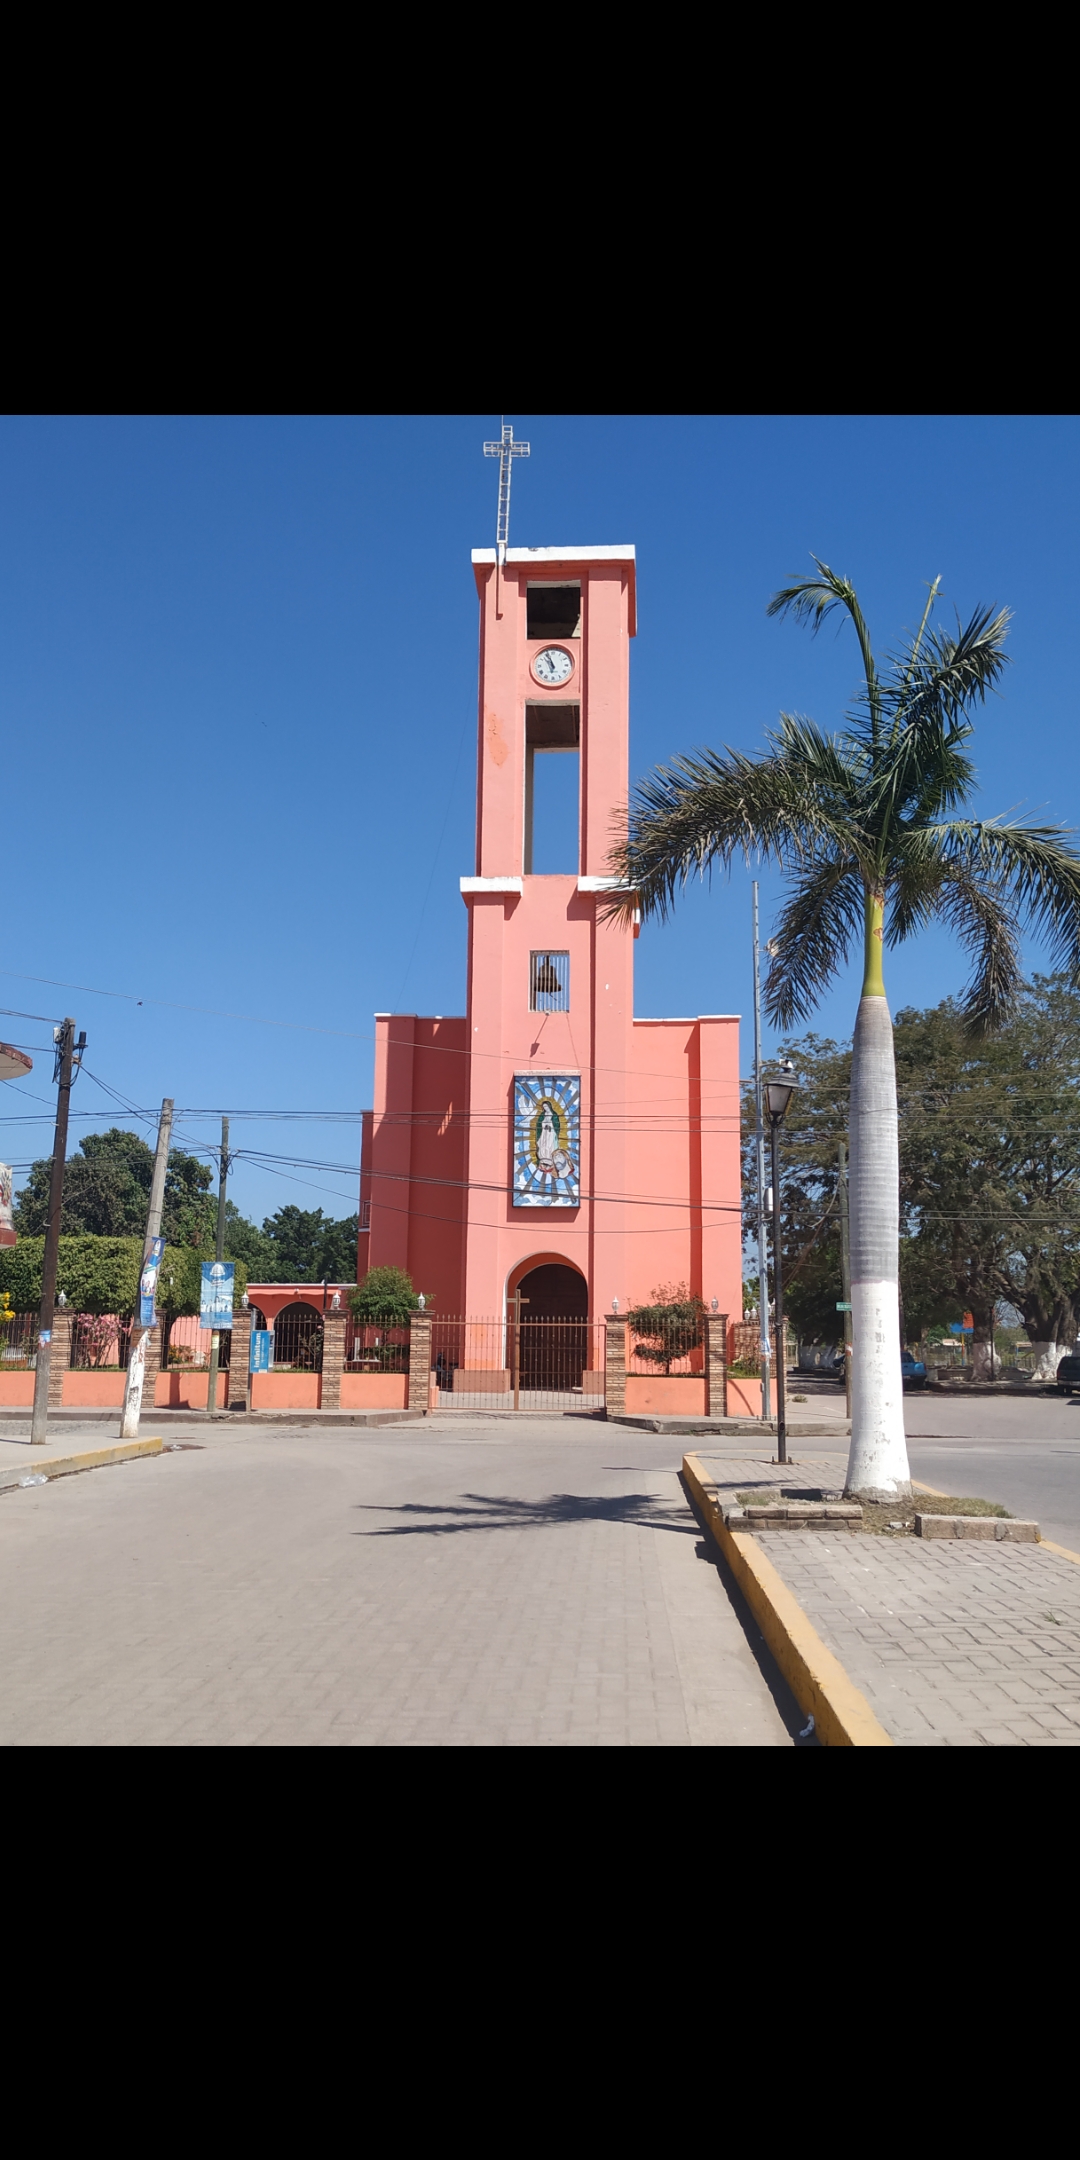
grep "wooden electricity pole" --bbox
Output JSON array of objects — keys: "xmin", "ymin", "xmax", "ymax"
[{"xmin": 31, "ymin": 1017, "xmax": 83, "ymax": 1445}]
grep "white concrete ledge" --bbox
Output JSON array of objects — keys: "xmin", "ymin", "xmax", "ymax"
[{"xmin": 459, "ymin": 877, "xmax": 524, "ymax": 895}]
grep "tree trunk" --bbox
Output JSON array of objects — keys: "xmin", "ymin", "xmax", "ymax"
[
  {"xmin": 1029, "ymin": 1341, "xmax": 1063, "ymax": 1381},
  {"xmin": 845, "ymin": 890, "xmax": 911, "ymax": 1499}
]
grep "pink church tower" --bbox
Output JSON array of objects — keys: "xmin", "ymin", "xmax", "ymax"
[{"xmin": 362, "ymin": 538, "xmax": 743, "ymax": 1340}]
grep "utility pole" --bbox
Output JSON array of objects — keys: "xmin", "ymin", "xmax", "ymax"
[
  {"xmin": 752, "ymin": 884, "xmax": 772, "ymax": 1418},
  {"xmin": 206, "ymin": 1116, "xmax": 230, "ymax": 1413},
  {"xmin": 120, "ymin": 1098, "xmax": 173, "ymax": 1440},
  {"xmin": 31, "ymin": 1017, "xmax": 84, "ymax": 1445},
  {"xmin": 839, "ymin": 1138, "xmax": 853, "ymax": 1420}
]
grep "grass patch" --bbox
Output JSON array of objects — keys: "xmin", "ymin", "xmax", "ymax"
[
  {"xmin": 733, "ymin": 1487, "xmax": 1012, "ymax": 1538},
  {"xmin": 864, "ymin": 1492, "xmax": 1011, "ymax": 1538}
]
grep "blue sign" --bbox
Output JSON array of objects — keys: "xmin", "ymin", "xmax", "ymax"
[
  {"xmin": 948, "ymin": 1322, "xmax": 974, "ymax": 1336},
  {"xmin": 249, "ymin": 1329, "xmax": 273, "ymax": 1373},
  {"xmin": 139, "ymin": 1235, "xmax": 166, "ymax": 1326},
  {"xmin": 200, "ymin": 1262, "xmax": 235, "ymax": 1329}
]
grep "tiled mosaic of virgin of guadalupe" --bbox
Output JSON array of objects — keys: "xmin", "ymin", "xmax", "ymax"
[{"xmin": 513, "ymin": 1074, "xmax": 580, "ymax": 1206}]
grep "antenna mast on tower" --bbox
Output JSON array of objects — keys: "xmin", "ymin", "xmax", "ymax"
[{"xmin": 483, "ymin": 417, "xmax": 530, "ymax": 564}]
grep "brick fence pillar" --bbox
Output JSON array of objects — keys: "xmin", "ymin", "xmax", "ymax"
[
  {"xmin": 408, "ymin": 1313, "xmax": 432, "ymax": 1414},
  {"xmin": 705, "ymin": 1311, "xmax": 728, "ymax": 1417},
  {"xmin": 321, "ymin": 1307, "xmax": 347, "ymax": 1410},
  {"xmin": 48, "ymin": 1310, "xmax": 74, "ymax": 1408},
  {"xmin": 230, "ymin": 1307, "xmax": 254, "ymax": 1412},
  {"xmin": 605, "ymin": 1318, "xmax": 627, "ymax": 1419}
]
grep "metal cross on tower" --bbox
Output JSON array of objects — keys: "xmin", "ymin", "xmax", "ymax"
[{"xmin": 483, "ymin": 419, "xmax": 530, "ymax": 562}]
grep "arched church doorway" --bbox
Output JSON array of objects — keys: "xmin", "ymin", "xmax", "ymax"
[{"xmin": 514, "ymin": 1261, "xmax": 589, "ymax": 1392}]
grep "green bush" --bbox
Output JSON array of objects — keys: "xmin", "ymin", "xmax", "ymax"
[
  {"xmin": 626, "ymin": 1282, "xmax": 706, "ymax": 1375},
  {"xmin": 349, "ymin": 1266, "xmax": 426, "ymax": 1326},
  {"xmin": 0, "ymin": 1237, "xmax": 248, "ymax": 1317}
]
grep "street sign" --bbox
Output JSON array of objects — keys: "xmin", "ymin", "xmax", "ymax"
[
  {"xmin": 836, "ymin": 1301, "xmax": 852, "ymax": 1312},
  {"xmin": 200, "ymin": 1262, "xmax": 235, "ymax": 1329},
  {"xmin": 249, "ymin": 1328, "xmax": 273, "ymax": 1373},
  {"xmin": 139, "ymin": 1235, "xmax": 166, "ymax": 1325}
]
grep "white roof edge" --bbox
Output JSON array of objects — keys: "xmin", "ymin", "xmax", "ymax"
[
  {"xmin": 633, "ymin": 1014, "xmax": 742, "ymax": 1023},
  {"xmin": 460, "ymin": 875, "xmax": 524, "ymax": 894},
  {"xmin": 471, "ymin": 545, "xmax": 636, "ymax": 564},
  {"xmin": 577, "ymin": 875, "xmax": 634, "ymax": 892}
]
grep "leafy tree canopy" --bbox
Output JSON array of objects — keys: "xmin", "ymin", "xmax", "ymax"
[{"xmin": 350, "ymin": 1266, "xmax": 423, "ymax": 1325}]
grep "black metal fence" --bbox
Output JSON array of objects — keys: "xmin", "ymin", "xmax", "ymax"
[
  {"xmin": 0, "ymin": 1311, "xmax": 40, "ymax": 1369},
  {"xmin": 345, "ymin": 1316, "xmax": 410, "ymax": 1373},
  {"xmin": 429, "ymin": 1314, "xmax": 605, "ymax": 1411}
]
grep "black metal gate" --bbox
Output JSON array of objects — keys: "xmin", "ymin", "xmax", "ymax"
[{"xmin": 430, "ymin": 1314, "xmax": 605, "ymax": 1412}]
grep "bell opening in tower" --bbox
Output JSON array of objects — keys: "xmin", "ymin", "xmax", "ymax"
[
  {"xmin": 526, "ymin": 582, "xmax": 581, "ymax": 639},
  {"xmin": 524, "ymin": 703, "xmax": 580, "ymax": 874}
]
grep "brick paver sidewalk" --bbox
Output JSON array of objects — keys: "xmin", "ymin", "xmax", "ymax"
[
  {"xmin": 696, "ymin": 1450, "xmax": 1080, "ymax": 1746},
  {"xmin": 0, "ymin": 1425, "xmax": 805, "ymax": 1746}
]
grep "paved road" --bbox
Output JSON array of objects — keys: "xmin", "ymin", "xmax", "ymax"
[
  {"xmin": 771, "ymin": 1387, "xmax": 1080, "ymax": 1550},
  {"xmin": 0, "ymin": 1420, "xmax": 811, "ymax": 1747}
]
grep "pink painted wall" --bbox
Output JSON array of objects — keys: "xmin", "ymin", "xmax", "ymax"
[
  {"xmin": 243, "ymin": 1290, "xmax": 347, "ymax": 1323},
  {"xmin": 250, "ymin": 1373, "xmax": 320, "ymax": 1409},
  {"xmin": 0, "ymin": 1374, "xmax": 34, "ymax": 1403},
  {"xmin": 727, "ymin": 1376, "xmax": 762, "ymax": 1418},
  {"xmin": 625, "ymin": 1376, "xmax": 706, "ymax": 1414},
  {"xmin": 339, "ymin": 1373, "xmax": 407, "ymax": 1409},
  {"xmin": 155, "ymin": 1372, "xmax": 231, "ymax": 1408},
  {"xmin": 63, "ymin": 1372, "xmax": 127, "ymax": 1405}
]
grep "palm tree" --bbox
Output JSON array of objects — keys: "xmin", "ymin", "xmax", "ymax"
[{"xmin": 606, "ymin": 563, "xmax": 1080, "ymax": 1497}]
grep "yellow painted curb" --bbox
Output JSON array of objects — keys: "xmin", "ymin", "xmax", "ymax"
[
  {"xmin": 1038, "ymin": 1537, "xmax": 1080, "ymax": 1566},
  {"xmin": 0, "ymin": 1437, "xmax": 163, "ymax": 1488},
  {"xmin": 683, "ymin": 1452, "xmax": 893, "ymax": 1748}
]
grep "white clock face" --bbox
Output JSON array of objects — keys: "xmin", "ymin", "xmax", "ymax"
[{"xmin": 533, "ymin": 646, "xmax": 574, "ymax": 686}]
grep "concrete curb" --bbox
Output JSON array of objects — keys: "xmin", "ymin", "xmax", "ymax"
[
  {"xmin": 613, "ymin": 1415, "xmax": 851, "ymax": 1439},
  {"xmin": 0, "ymin": 1408, "xmax": 424, "ymax": 1434},
  {"xmin": 682, "ymin": 1451, "xmax": 893, "ymax": 1749},
  {"xmin": 0, "ymin": 1437, "xmax": 164, "ymax": 1491}
]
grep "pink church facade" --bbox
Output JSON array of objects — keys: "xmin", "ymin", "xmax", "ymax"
[{"xmin": 359, "ymin": 544, "xmax": 742, "ymax": 1337}]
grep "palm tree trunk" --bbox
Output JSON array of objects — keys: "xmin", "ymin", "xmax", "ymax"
[{"xmin": 845, "ymin": 886, "xmax": 912, "ymax": 1498}]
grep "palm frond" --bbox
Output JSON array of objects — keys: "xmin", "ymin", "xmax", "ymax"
[
  {"xmin": 940, "ymin": 820, "xmax": 1080, "ymax": 979},
  {"xmin": 867, "ymin": 605, "xmax": 1010, "ymax": 840},
  {"xmin": 932, "ymin": 865, "xmax": 1024, "ymax": 1034},
  {"xmin": 763, "ymin": 859, "xmax": 865, "ymax": 1029},
  {"xmin": 603, "ymin": 740, "xmax": 867, "ymax": 925},
  {"xmin": 898, "ymin": 604, "xmax": 1011, "ymax": 726},
  {"xmin": 766, "ymin": 557, "xmax": 878, "ymax": 718}
]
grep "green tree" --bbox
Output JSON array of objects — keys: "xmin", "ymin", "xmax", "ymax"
[
  {"xmin": 0, "ymin": 1237, "xmax": 248, "ymax": 1318},
  {"xmin": 625, "ymin": 1283, "xmax": 705, "ymax": 1375},
  {"xmin": 895, "ymin": 980, "xmax": 1080, "ymax": 1374},
  {"xmin": 13, "ymin": 1131, "xmax": 215, "ymax": 1245},
  {"xmin": 257, "ymin": 1206, "xmax": 359, "ymax": 1284},
  {"xmin": 349, "ymin": 1266, "xmax": 423, "ymax": 1324},
  {"xmin": 162, "ymin": 1149, "xmax": 215, "ymax": 1247},
  {"xmin": 609, "ymin": 563, "xmax": 1080, "ymax": 1495}
]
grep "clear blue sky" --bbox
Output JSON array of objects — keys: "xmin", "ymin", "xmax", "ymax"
[{"xmin": 1, "ymin": 414, "xmax": 1076, "ymax": 1225}]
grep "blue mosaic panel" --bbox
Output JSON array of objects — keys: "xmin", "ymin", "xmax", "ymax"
[{"xmin": 513, "ymin": 1074, "xmax": 580, "ymax": 1207}]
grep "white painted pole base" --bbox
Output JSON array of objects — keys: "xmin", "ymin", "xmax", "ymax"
[
  {"xmin": 119, "ymin": 1328, "xmax": 148, "ymax": 1441},
  {"xmin": 846, "ymin": 1279, "xmax": 910, "ymax": 1498}
]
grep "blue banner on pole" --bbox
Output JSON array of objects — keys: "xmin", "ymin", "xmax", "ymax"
[
  {"xmin": 139, "ymin": 1235, "xmax": 167, "ymax": 1326},
  {"xmin": 200, "ymin": 1262, "xmax": 235, "ymax": 1329},
  {"xmin": 249, "ymin": 1329, "xmax": 273, "ymax": 1373}
]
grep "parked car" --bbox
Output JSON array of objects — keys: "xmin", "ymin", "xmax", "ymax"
[
  {"xmin": 901, "ymin": 1352, "xmax": 927, "ymax": 1390},
  {"xmin": 1056, "ymin": 1354, "xmax": 1080, "ymax": 1394}
]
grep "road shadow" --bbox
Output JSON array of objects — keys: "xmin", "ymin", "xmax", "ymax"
[
  {"xmin": 679, "ymin": 1474, "xmax": 821, "ymax": 1746},
  {"xmin": 355, "ymin": 1491, "xmax": 696, "ymax": 1538}
]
